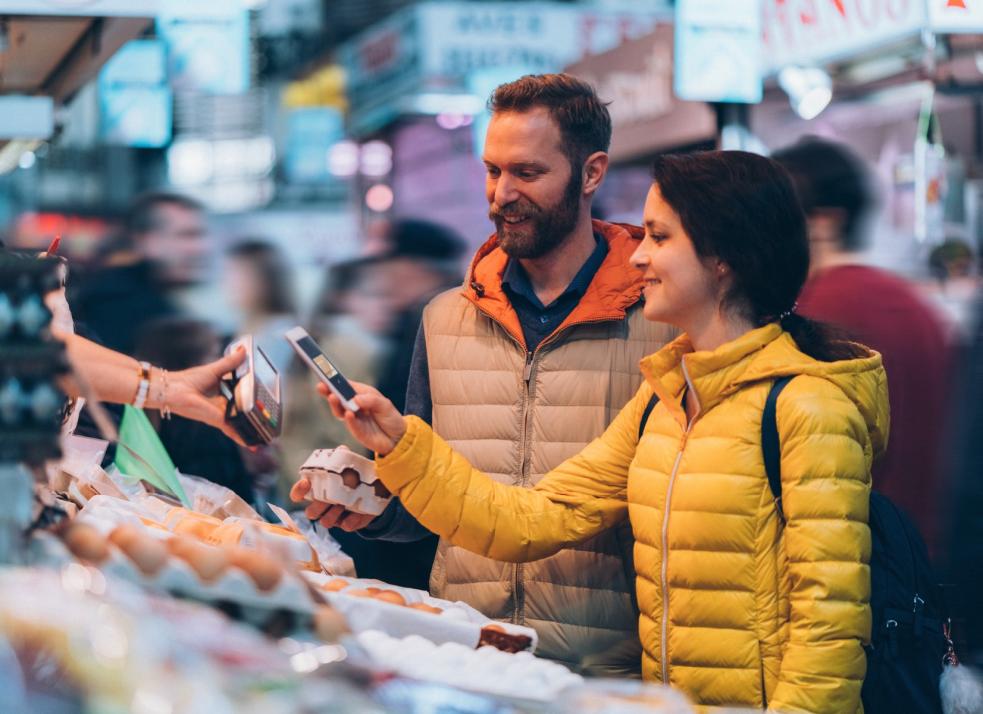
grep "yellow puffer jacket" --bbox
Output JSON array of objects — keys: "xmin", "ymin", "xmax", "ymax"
[{"xmin": 377, "ymin": 324, "xmax": 889, "ymax": 713}]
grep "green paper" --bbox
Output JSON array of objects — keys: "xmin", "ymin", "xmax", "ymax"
[{"xmin": 114, "ymin": 405, "xmax": 190, "ymax": 506}]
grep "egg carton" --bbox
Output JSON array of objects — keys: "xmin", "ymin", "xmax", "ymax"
[
  {"xmin": 99, "ymin": 541, "xmax": 321, "ymax": 629},
  {"xmin": 303, "ymin": 572, "xmax": 536, "ymax": 653},
  {"xmin": 299, "ymin": 447, "xmax": 392, "ymax": 516},
  {"xmin": 79, "ymin": 500, "xmax": 320, "ymax": 572},
  {"xmin": 358, "ymin": 630, "xmax": 582, "ymax": 704}
]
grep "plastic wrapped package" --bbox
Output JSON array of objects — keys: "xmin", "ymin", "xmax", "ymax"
[
  {"xmin": 272, "ymin": 505, "xmax": 355, "ymax": 577},
  {"xmin": 177, "ymin": 474, "xmax": 262, "ymax": 521}
]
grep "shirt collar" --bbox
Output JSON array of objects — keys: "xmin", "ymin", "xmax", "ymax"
[{"xmin": 502, "ymin": 232, "xmax": 608, "ymax": 309}]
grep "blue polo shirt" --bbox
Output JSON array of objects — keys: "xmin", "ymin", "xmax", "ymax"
[{"xmin": 500, "ymin": 233, "xmax": 608, "ymax": 352}]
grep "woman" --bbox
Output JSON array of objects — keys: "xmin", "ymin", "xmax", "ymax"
[
  {"xmin": 224, "ymin": 240, "xmax": 297, "ymax": 375},
  {"xmin": 315, "ymin": 151, "xmax": 887, "ymax": 712}
]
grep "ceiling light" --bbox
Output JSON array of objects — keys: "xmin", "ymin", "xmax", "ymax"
[{"xmin": 778, "ymin": 66, "xmax": 833, "ymax": 120}]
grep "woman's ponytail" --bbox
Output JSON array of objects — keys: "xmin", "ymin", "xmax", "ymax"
[{"xmin": 779, "ymin": 312, "xmax": 868, "ymax": 362}]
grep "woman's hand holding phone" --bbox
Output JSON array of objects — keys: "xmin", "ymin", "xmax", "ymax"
[{"xmin": 317, "ymin": 380, "xmax": 406, "ymax": 456}]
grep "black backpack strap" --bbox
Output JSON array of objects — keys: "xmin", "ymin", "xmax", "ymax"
[
  {"xmin": 762, "ymin": 376, "xmax": 795, "ymax": 518},
  {"xmin": 638, "ymin": 392, "xmax": 660, "ymax": 441}
]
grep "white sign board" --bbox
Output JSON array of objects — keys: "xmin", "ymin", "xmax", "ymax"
[
  {"xmin": 929, "ymin": 0, "xmax": 983, "ymax": 32},
  {"xmin": 415, "ymin": 2, "xmax": 661, "ymax": 80},
  {"xmin": 762, "ymin": 0, "xmax": 926, "ymax": 71},
  {"xmin": 675, "ymin": 0, "xmax": 762, "ymax": 104}
]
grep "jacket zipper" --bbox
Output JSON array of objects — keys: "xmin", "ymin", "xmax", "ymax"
[
  {"xmin": 513, "ymin": 350, "xmax": 536, "ymax": 624},
  {"xmin": 661, "ymin": 358, "xmax": 701, "ymax": 686},
  {"xmin": 469, "ymin": 302, "xmax": 630, "ymax": 627}
]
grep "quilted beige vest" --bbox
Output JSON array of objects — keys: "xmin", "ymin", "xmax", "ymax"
[{"xmin": 423, "ymin": 288, "xmax": 675, "ymax": 676}]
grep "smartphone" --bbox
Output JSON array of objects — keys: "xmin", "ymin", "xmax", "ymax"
[
  {"xmin": 284, "ymin": 326, "xmax": 360, "ymax": 412},
  {"xmin": 224, "ymin": 334, "xmax": 282, "ymax": 445}
]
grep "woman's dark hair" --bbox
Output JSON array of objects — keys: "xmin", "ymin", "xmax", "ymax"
[
  {"xmin": 227, "ymin": 240, "xmax": 295, "ymax": 315},
  {"xmin": 650, "ymin": 150, "xmax": 865, "ymax": 362}
]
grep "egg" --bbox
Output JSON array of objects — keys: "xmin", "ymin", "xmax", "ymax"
[
  {"xmin": 373, "ymin": 589, "xmax": 407, "ymax": 607},
  {"xmin": 407, "ymin": 602, "xmax": 443, "ymax": 615},
  {"xmin": 338, "ymin": 468, "xmax": 362, "ymax": 489},
  {"xmin": 313, "ymin": 605, "xmax": 350, "ymax": 642},
  {"xmin": 227, "ymin": 548, "xmax": 283, "ymax": 592},
  {"xmin": 320, "ymin": 578, "xmax": 350, "ymax": 593},
  {"xmin": 344, "ymin": 588, "xmax": 376, "ymax": 599},
  {"xmin": 166, "ymin": 537, "xmax": 228, "ymax": 583},
  {"xmin": 109, "ymin": 525, "xmax": 168, "ymax": 576},
  {"xmin": 63, "ymin": 524, "xmax": 110, "ymax": 564}
]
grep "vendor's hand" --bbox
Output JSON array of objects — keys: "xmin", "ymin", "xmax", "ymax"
[
  {"xmin": 165, "ymin": 349, "xmax": 247, "ymax": 445},
  {"xmin": 290, "ymin": 478, "xmax": 377, "ymax": 532},
  {"xmin": 317, "ymin": 381, "xmax": 406, "ymax": 456}
]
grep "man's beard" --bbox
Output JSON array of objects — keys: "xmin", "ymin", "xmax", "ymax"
[{"xmin": 489, "ymin": 170, "xmax": 582, "ymax": 260}]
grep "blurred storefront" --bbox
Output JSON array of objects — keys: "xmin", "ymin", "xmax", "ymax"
[
  {"xmin": 334, "ymin": 0, "xmax": 670, "ymax": 244},
  {"xmin": 756, "ymin": 0, "xmax": 983, "ymax": 274},
  {"xmin": 565, "ymin": 24, "xmax": 717, "ymax": 222}
]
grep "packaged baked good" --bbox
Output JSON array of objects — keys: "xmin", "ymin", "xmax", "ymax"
[{"xmin": 298, "ymin": 446, "xmax": 391, "ymax": 516}]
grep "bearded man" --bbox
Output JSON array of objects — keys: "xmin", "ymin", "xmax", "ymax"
[{"xmin": 294, "ymin": 74, "xmax": 676, "ymax": 676}]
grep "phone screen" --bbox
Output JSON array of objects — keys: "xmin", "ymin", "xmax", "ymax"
[
  {"xmin": 295, "ymin": 335, "xmax": 357, "ymax": 401},
  {"xmin": 254, "ymin": 347, "xmax": 279, "ymax": 400}
]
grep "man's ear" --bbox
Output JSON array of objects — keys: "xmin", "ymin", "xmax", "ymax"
[{"xmin": 582, "ymin": 151, "xmax": 609, "ymax": 197}]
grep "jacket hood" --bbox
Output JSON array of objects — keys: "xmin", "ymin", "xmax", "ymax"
[
  {"xmin": 461, "ymin": 220, "xmax": 646, "ymax": 350},
  {"xmin": 640, "ymin": 323, "xmax": 890, "ymax": 459}
]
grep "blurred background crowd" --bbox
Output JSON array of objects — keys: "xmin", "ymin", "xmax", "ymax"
[{"xmin": 0, "ymin": 0, "xmax": 982, "ymax": 648}]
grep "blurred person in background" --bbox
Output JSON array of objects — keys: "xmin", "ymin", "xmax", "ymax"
[
  {"xmin": 289, "ymin": 222, "xmax": 464, "ymax": 591},
  {"xmin": 135, "ymin": 317, "xmax": 258, "ymax": 504},
  {"xmin": 774, "ymin": 136, "xmax": 955, "ymax": 558},
  {"xmin": 926, "ymin": 237, "xmax": 979, "ymax": 338},
  {"xmin": 942, "ymin": 292, "xmax": 983, "ymax": 664},
  {"xmin": 369, "ymin": 218, "xmax": 465, "ymax": 412},
  {"xmin": 296, "ymin": 73, "xmax": 678, "ymax": 676},
  {"xmin": 69, "ymin": 191, "xmax": 209, "ymax": 355},
  {"xmin": 224, "ymin": 240, "xmax": 298, "ymax": 375}
]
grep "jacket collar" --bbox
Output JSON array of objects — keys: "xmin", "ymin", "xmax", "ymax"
[
  {"xmin": 461, "ymin": 219, "xmax": 646, "ymax": 350},
  {"xmin": 639, "ymin": 324, "xmax": 888, "ymax": 458}
]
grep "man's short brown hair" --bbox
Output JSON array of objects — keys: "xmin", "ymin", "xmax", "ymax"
[{"xmin": 488, "ymin": 73, "xmax": 611, "ymax": 171}]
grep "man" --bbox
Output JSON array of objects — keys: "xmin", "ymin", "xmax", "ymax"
[
  {"xmin": 70, "ymin": 191, "xmax": 258, "ymax": 500},
  {"xmin": 295, "ymin": 74, "xmax": 675, "ymax": 676},
  {"xmin": 773, "ymin": 137, "xmax": 954, "ymax": 557},
  {"xmin": 70, "ymin": 191, "xmax": 209, "ymax": 355}
]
